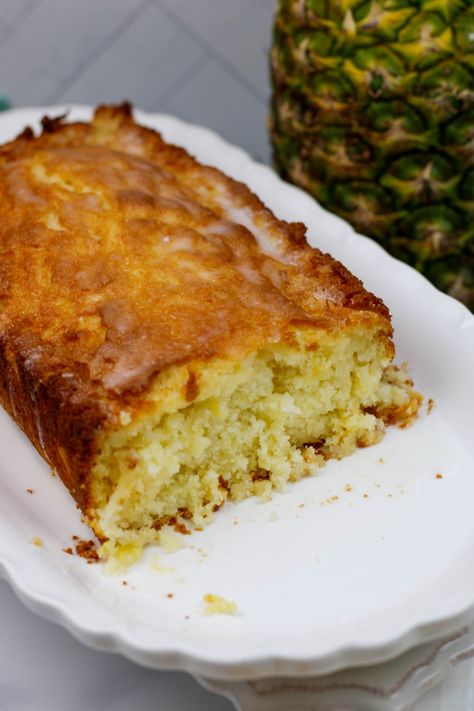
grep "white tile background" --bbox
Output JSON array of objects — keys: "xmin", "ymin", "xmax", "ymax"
[
  {"xmin": 0, "ymin": 0, "xmax": 273, "ymax": 162},
  {"xmin": 0, "ymin": 1, "xmax": 472, "ymax": 708}
]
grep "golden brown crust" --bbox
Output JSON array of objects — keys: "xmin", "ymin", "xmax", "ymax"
[
  {"xmin": 0, "ymin": 103, "xmax": 393, "ymax": 512},
  {"xmin": 0, "ymin": 331, "xmax": 106, "ymax": 511}
]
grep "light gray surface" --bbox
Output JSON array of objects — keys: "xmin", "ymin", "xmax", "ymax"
[{"xmin": 0, "ymin": 1, "xmax": 472, "ymax": 708}]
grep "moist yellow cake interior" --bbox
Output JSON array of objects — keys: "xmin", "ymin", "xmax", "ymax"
[{"xmin": 93, "ymin": 326, "xmax": 417, "ymax": 567}]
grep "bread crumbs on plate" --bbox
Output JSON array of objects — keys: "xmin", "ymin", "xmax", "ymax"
[
  {"xmin": 63, "ymin": 536, "xmax": 100, "ymax": 563},
  {"xmin": 321, "ymin": 495, "xmax": 339, "ymax": 506},
  {"xmin": 75, "ymin": 539, "xmax": 100, "ymax": 563},
  {"xmin": 201, "ymin": 594, "xmax": 239, "ymax": 616},
  {"xmin": 436, "ymin": 473, "xmax": 443, "ymax": 479},
  {"xmin": 31, "ymin": 537, "xmax": 43, "ymax": 547}
]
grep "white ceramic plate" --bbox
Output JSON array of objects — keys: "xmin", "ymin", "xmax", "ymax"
[{"xmin": 0, "ymin": 107, "xmax": 473, "ymax": 681}]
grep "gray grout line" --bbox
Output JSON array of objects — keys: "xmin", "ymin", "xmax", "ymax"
[
  {"xmin": 0, "ymin": 0, "xmax": 43, "ymax": 55},
  {"xmin": 155, "ymin": 0, "xmax": 268, "ymax": 106},
  {"xmin": 47, "ymin": 0, "xmax": 153, "ymax": 104},
  {"xmin": 151, "ymin": 54, "xmax": 210, "ymax": 110}
]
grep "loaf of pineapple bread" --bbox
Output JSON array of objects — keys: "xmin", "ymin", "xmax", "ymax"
[{"xmin": 0, "ymin": 104, "xmax": 420, "ymax": 566}]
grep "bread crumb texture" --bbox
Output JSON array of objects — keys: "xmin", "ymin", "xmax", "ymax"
[{"xmin": 94, "ymin": 332, "xmax": 421, "ymax": 567}]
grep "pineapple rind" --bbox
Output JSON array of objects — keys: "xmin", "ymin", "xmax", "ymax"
[{"xmin": 271, "ymin": 0, "xmax": 474, "ymax": 309}]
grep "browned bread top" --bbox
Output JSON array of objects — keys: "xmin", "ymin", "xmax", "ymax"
[{"xmin": 0, "ymin": 103, "xmax": 389, "ymax": 395}]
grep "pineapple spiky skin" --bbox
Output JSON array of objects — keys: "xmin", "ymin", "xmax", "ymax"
[{"xmin": 270, "ymin": 0, "xmax": 474, "ymax": 310}]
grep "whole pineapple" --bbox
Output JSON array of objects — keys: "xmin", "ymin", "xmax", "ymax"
[{"xmin": 270, "ymin": 0, "xmax": 474, "ymax": 309}]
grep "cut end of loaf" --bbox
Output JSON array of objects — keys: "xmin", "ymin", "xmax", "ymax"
[{"xmin": 88, "ymin": 326, "xmax": 421, "ymax": 570}]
